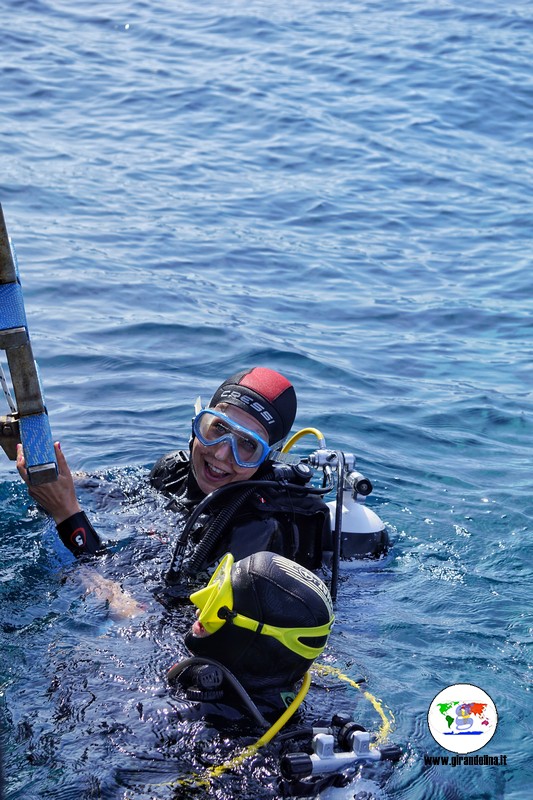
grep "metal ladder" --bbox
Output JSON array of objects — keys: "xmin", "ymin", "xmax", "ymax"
[{"xmin": 0, "ymin": 204, "xmax": 57, "ymax": 485}]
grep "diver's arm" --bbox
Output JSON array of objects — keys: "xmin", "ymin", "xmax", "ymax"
[
  {"xmin": 16, "ymin": 442, "xmax": 104, "ymax": 556},
  {"xmin": 17, "ymin": 443, "xmax": 142, "ymax": 617},
  {"xmin": 76, "ymin": 567, "xmax": 144, "ymax": 618}
]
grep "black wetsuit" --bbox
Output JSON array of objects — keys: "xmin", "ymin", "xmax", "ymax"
[
  {"xmin": 151, "ymin": 449, "xmax": 331, "ymax": 574},
  {"xmin": 56, "ymin": 449, "xmax": 332, "ymax": 576}
]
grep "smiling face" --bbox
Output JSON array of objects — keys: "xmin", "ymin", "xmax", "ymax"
[{"xmin": 190, "ymin": 403, "xmax": 270, "ymax": 495}]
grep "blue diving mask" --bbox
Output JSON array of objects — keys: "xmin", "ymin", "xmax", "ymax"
[{"xmin": 192, "ymin": 408, "xmax": 279, "ymax": 469}]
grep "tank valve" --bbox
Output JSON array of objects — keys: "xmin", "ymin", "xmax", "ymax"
[{"xmin": 281, "ymin": 729, "xmax": 401, "ymax": 779}]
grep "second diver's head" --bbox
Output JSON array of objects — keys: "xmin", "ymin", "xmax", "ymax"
[
  {"xmin": 190, "ymin": 367, "xmax": 297, "ymax": 495},
  {"xmin": 185, "ymin": 550, "xmax": 334, "ymax": 696}
]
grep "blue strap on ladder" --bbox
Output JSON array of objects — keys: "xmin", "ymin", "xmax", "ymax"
[{"xmin": 0, "ymin": 204, "xmax": 58, "ymax": 485}]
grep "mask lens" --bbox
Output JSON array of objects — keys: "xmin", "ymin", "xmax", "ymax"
[
  {"xmin": 233, "ymin": 429, "xmax": 263, "ymax": 464},
  {"xmin": 197, "ymin": 412, "xmax": 228, "ymax": 443}
]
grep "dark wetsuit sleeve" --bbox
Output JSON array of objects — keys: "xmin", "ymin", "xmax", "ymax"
[{"xmin": 56, "ymin": 511, "xmax": 105, "ymax": 557}]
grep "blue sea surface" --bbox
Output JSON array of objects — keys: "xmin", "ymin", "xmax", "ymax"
[{"xmin": 1, "ymin": 1, "xmax": 531, "ymax": 798}]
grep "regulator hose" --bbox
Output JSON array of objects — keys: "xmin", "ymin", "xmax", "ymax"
[
  {"xmin": 167, "ymin": 656, "xmax": 269, "ymax": 728},
  {"xmin": 165, "ymin": 482, "xmax": 253, "ymax": 583},
  {"xmin": 181, "ymin": 480, "xmax": 262, "ymax": 575},
  {"xmin": 166, "ymin": 466, "xmax": 334, "ymax": 583},
  {"xmin": 166, "ymin": 471, "xmax": 277, "ymax": 582}
]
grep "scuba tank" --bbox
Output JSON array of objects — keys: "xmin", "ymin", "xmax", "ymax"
[
  {"xmin": 282, "ymin": 432, "xmax": 388, "ymax": 563},
  {"xmin": 283, "ymin": 433, "xmax": 389, "ymax": 603},
  {"xmin": 321, "ymin": 453, "xmax": 389, "ymax": 560},
  {"xmin": 281, "ymin": 714, "xmax": 401, "ymax": 780},
  {"xmin": 310, "ymin": 449, "xmax": 388, "ymax": 602}
]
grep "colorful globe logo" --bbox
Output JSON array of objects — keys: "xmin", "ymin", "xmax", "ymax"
[{"xmin": 427, "ymin": 683, "xmax": 498, "ymax": 754}]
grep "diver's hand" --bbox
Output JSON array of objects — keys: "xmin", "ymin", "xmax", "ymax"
[{"xmin": 17, "ymin": 441, "xmax": 82, "ymax": 524}]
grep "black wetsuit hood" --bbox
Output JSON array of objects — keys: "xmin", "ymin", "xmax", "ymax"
[{"xmin": 185, "ymin": 551, "xmax": 333, "ymax": 701}]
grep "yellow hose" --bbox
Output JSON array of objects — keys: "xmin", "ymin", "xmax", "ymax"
[
  {"xmin": 153, "ymin": 663, "xmax": 394, "ymax": 790},
  {"xmin": 158, "ymin": 671, "xmax": 312, "ymax": 789},
  {"xmin": 312, "ymin": 663, "xmax": 394, "ymax": 745},
  {"xmin": 282, "ymin": 427, "xmax": 326, "ymax": 452},
  {"xmin": 209, "ymin": 669, "xmax": 311, "ymax": 777}
]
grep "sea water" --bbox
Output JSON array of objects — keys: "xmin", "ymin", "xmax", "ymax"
[{"xmin": 0, "ymin": 1, "xmax": 531, "ymax": 798}]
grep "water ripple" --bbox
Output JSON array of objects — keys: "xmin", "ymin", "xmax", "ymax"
[{"xmin": 1, "ymin": 0, "xmax": 532, "ymax": 798}]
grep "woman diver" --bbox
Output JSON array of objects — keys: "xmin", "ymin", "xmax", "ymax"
[{"xmin": 16, "ymin": 366, "xmax": 333, "ymax": 583}]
